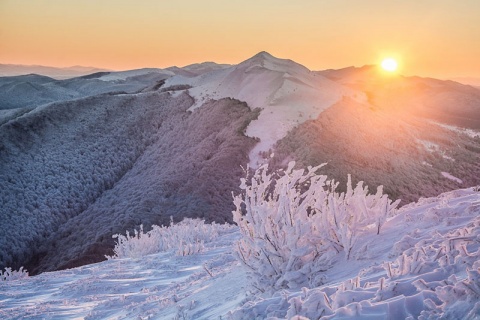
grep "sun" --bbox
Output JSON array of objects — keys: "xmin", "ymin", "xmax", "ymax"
[{"xmin": 381, "ymin": 58, "xmax": 398, "ymax": 72}]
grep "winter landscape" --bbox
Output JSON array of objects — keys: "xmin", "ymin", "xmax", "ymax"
[{"xmin": 2, "ymin": 1, "xmax": 480, "ymax": 319}]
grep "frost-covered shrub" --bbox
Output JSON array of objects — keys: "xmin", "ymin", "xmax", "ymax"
[
  {"xmin": 231, "ymin": 198, "xmax": 480, "ymax": 318},
  {"xmin": 232, "ymin": 162, "xmax": 400, "ymax": 292},
  {"xmin": 0, "ymin": 267, "xmax": 28, "ymax": 281},
  {"xmin": 106, "ymin": 218, "xmax": 235, "ymax": 259}
]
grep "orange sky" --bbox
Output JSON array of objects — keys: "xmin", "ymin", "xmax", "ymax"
[{"xmin": 1, "ymin": 0, "xmax": 479, "ymax": 79}]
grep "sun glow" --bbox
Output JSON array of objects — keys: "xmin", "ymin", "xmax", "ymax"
[{"xmin": 381, "ymin": 58, "xmax": 398, "ymax": 72}]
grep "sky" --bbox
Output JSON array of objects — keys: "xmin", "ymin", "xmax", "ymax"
[{"xmin": 1, "ymin": 0, "xmax": 479, "ymax": 79}]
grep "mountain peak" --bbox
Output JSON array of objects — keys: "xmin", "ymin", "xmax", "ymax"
[
  {"xmin": 240, "ymin": 51, "xmax": 311, "ymax": 75},
  {"xmin": 252, "ymin": 51, "xmax": 275, "ymax": 59},
  {"xmin": 246, "ymin": 51, "xmax": 285, "ymax": 65}
]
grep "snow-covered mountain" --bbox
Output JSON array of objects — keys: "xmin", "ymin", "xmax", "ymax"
[
  {"xmin": 0, "ymin": 52, "xmax": 479, "ymax": 279},
  {"xmin": 165, "ymin": 51, "xmax": 365, "ymax": 164},
  {"xmin": 0, "ymin": 64, "xmax": 225, "ymax": 111}
]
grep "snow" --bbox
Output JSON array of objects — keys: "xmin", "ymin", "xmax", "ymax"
[
  {"xmin": 181, "ymin": 62, "xmax": 231, "ymax": 75},
  {"xmin": 2, "ymin": 187, "xmax": 480, "ymax": 319},
  {"xmin": 98, "ymin": 68, "xmax": 175, "ymax": 81},
  {"xmin": 422, "ymin": 161, "xmax": 433, "ymax": 167},
  {"xmin": 416, "ymin": 139, "xmax": 439, "ymax": 153},
  {"xmin": 433, "ymin": 121, "xmax": 480, "ymax": 139},
  {"xmin": 164, "ymin": 52, "xmax": 366, "ymax": 166},
  {"xmin": 441, "ymin": 172, "xmax": 463, "ymax": 184},
  {"xmin": 416, "ymin": 139, "xmax": 456, "ymax": 161}
]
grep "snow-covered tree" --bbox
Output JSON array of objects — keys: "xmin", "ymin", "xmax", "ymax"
[{"xmin": 232, "ymin": 162, "xmax": 400, "ymax": 292}]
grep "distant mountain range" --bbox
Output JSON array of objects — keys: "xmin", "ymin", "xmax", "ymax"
[
  {"xmin": 1, "ymin": 52, "xmax": 479, "ymax": 275},
  {"xmin": 0, "ymin": 62, "xmax": 233, "ymax": 81},
  {"xmin": 0, "ymin": 64, "xmax": 111, "ymax": 80}
]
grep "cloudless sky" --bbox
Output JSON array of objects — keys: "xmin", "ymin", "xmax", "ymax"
[{"xmin": 1, "ymin": 0, "xmax": 479, "ymax": 78}]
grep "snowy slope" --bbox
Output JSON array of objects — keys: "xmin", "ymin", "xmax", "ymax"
[
  {"xmin": 1, "ymin": 187, "xmax": 479, "ymax": 319},
  {"xmin": 164, "ymin": 52, "xmax": 366, "ymax": 166},
  {"xmin": 0, "ymin": 231, "xmax": 246, "ymax": 320},
  {"xmin": 97, "ymin": 68, "xmax": 175, "ymax": 82},
  {"xmin": 0, "ymin": 73, "xmax": 163, "ymax": 110},
  {"xmin": 166, "ymin": 62, "xmax": 231, "ymax": 77}
]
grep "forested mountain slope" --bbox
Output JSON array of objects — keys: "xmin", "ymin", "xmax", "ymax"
[{"xmin": 0, "ymin": 91, "xmax": 258, "ymax": 274}]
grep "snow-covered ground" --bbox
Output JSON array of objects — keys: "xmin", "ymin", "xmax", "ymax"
[
  {"xmin": 2, "ymin": 187, "xmax": 479, "ymax": 319},
  {"xmin": 0, "ymin": 230, "xmax": 246, "ymax": 320}
]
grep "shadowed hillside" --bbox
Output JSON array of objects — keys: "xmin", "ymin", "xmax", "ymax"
[{"xmin": 0, "ymin": 91, "xmax": 258, "ymax": 274}]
